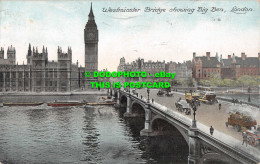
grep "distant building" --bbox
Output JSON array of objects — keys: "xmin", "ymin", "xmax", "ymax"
[
  {"xmin": 192, "ymin": 52, "xmax": 260, "ymax": 81},
  {"xmin": 117, "ymin": 57, "xmax": 132, "ymax": 72},
  {"xmin": 192, "ymin": 52, "xmax": 221, "ymax": 81},
  {"xmin": 167, "ymin": 61, "xmax": 192, "ymax": 81},
  {"xmin": 0, "ymin": 4, "xmax": 98, "ymax": 92},
  {"xmin": 0, "ymin": 44, "xmax": 84, "ymax": 92},
  {"xmin": 221, "ymin": 53, "xmax": 260, "ymax": 79},
  {"xmin": 117, "ymin": 57, "xmax": 191, "ymax": 82}
]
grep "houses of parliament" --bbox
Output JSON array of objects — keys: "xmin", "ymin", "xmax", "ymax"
[{"xmin": 0, "ymin": 4, "xmax": 98, "ymax": 92}]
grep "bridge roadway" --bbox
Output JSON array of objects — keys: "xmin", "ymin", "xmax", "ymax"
[
  {"xmin": 136, "ymin": 88, "xmax": 260, "ymax": 142},
  {"xmin": 115, "ymin": 88, "xmax": 260, "ymax": 164}
]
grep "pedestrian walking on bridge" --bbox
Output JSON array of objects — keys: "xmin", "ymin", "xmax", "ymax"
[
  {"xmin": 178, "ymin": 97, "xmax": 181, "ymax": 102},
  {"xmin": 210, "ymin": 126, "xmax": 214, "ymax": 135},
  {"xmin": 242, "ymin": 132, "xmax": 248, "ymax": 147}
]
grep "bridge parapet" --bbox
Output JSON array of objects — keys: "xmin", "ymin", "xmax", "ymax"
[
  {"xmin": 117, "ymin": 89, "xmax": 260, "ymax": 164},
  {"xmin": 198, "ymin": 130, "xmax": 259, "ymax": 164}
]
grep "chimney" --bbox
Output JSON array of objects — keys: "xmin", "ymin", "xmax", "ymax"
[
  {"xmin": 228, "ymin": 55, "xmax": 231, "ymax": 59},
  {"xmin": 206, "ymin": 52, "xmax": 210, "ymax": 60},
  {"xmin": 241, "ymin": 52, "xmax": 246, "ymax": 60}
]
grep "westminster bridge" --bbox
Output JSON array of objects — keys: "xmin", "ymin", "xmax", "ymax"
[{"xmin": 112, "ymin": 88, "xmax": 260, "ymax": 164}]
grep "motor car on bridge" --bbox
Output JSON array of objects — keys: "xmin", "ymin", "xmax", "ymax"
[{"xmin": 175, "ymin": 100, "xmax": 191, "ymax": 115}]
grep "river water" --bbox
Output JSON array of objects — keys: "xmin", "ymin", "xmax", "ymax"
[
  {"xmin": 217, "ymin": 94, "xmax": 260, "ymax": 106},
  {"xmin": 0, "ymin": 95, "xmax": 188, "ymax": 164}
]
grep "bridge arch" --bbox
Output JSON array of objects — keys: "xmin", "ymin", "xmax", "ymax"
[
  {"xmin": 150, "ymin": 115, "xmax": 189, "ymax": 144},
  {"xmin": 131, "ymin": 101, "xmax": 145, "ymax": 117},
  {"xmin": 120, "ymin": 95, "xmax": 127, "ymax": 104}
]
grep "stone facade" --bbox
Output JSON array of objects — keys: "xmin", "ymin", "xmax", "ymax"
[
  {"xmin": 221, "ymin": 53, "xmax": 260, "ymax": 79},
  {"xmin": 167, "ymin": 61, "xmax": 192, "ymax": 81},
  {"xmin": 0, "ymin": 44, "xmax": 87, "ymax": 92},
  {"xmin": 192, "ymin": 52, "xmax": 260, "ymax": 81},
  {"xmin": 0, "ymin": 4, "xmax": 97, "ymax": 92},
  {"xmin": 117, "ymin": 57, "xmax": 192, "ymax": 82},
  {"xmin": 84, "ymin": 3, "xmax": 98, "ymax": 88},
  {"xmin": 0, "ymin": 45, "xmax": 16, "ymax": 65},
  {"xmin": 192, "ymin": 52, "xmax": 222, "ymax": 81}
]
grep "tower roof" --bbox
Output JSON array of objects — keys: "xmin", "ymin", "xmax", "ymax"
[
  {"xmin": 88, "ymin": 2, "xmax": 94, "ymax": 18},
  {"xmin": 7, "ymin": 45, "xmax": 15, "ymax": 52},
  {"xmin": 86, "ymin": 2, "xmax": 97, "ymax": 28}
]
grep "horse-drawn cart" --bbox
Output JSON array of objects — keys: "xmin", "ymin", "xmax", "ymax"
[{"xmin": 246, "ymin": 129, "xmax": 260, "ymax": 146}]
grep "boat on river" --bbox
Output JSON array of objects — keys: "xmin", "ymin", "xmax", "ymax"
[
  {"xmin": 86, "ymin": 102, "xmax": 116, "ymax": 106},
  {"xmin": 3, "ymin": 102, "xmax": 44, "ymax": 107},
  {"xmin": 47, "ymin": 101, "xmax": 86, "ymax": 107}
]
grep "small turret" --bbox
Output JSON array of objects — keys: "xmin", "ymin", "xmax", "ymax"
[
  {"xmin": 28, "ymin": 44, "xmax": 32, "ymax": 56},
  {"xmin": 7, "ymin": 45, "xmax": 16, "ymax": 65},
  {"xmin": 27, "ymin": 44, "xmax": 32, "ymax": 65},
  {"xmin": 120, "ymin": 57, "xmax": 125, "ymax": 65},
  {"xmin": 58, "ymin": 46, "xmax": 72, "ymax": 61},
  {"xmin": 0, "ymin": 47, "xmax": 4, "ymax": 59},
  {"xmin": 57, "ymin": 46, "xmax": 62, "ymax": 53}
]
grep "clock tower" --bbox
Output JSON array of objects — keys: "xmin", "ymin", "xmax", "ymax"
[{"xmin": 84, "ymin": 3, "xmax": 98, "ymax": 87}]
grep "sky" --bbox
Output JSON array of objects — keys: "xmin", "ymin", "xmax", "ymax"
[{"xmin": 0, "ymin": 0, "xmax": 259, "ymax": 71}]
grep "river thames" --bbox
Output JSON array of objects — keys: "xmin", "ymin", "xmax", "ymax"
[
  {"xmin": 0, "ymin": 95, "xmax": 188, "ymax": 164},
  {"xmin": 218, "ymin": 94, "xmax": 260, "ymax": 106}
]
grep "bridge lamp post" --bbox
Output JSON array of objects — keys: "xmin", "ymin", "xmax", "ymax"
[
  {"xmin": 248, "ymin": 86, "xmax": 251, "ymax": 102},
  {"xmin": 147, "ymin": 88, "xmax": 150, "ymax": 103},
  {"xmin": 128, "ymin": 85, "xmax": 130, "ymax": 94},
  {"xmin": 192, "ymin": 104, "xmax": 197, "ymax": 128}
]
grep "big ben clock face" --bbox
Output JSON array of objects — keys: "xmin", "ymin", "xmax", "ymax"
[{"xmin": 87, "ymin": 33, "xmax": 95, "ymax": 40}]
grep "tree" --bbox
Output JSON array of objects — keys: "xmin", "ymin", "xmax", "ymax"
[
  {"xmin": 236, "ymin": 75, "xmax": 257, "ymax": 87},
  {"xmin": 208, "ymin": 73, "xmax": 222, "ymax": 87},
  {"xmin": 186, "ymin": 77, "xmax": 195, "ymax": 87},
  {"xmin": 223, "ymin": 79, "xmax": 234, "ymax": 87}
]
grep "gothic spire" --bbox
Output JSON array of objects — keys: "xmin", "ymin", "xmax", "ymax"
[
  {"xmin": 88, "ymin": 2, "xmax": 94, "ymax": 21},
  {"xmin": 28, "ymin": 43, "xmax": 32, "ymax": 56}
]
